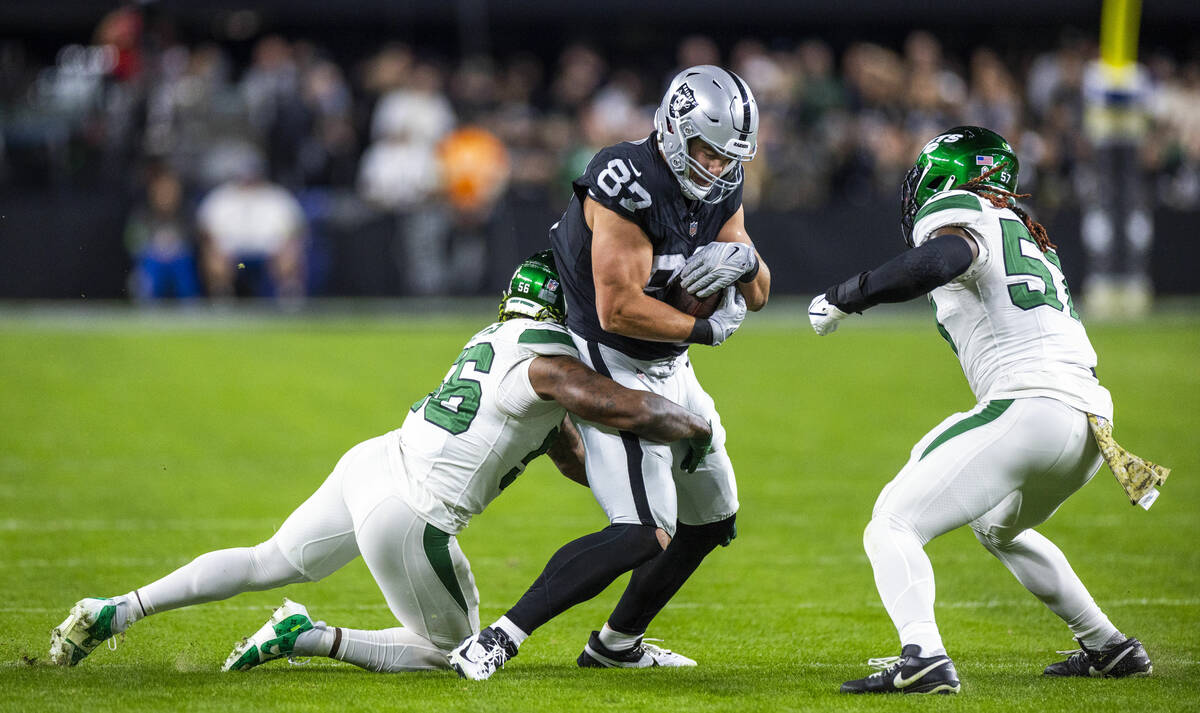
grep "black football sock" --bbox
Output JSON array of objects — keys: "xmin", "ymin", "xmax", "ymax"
[
  {"xmin": 505, "ymin": 524, "xmax": 663, "ymax": 635},
  {"xmin": 607, "ymin": 515, "xmax": 736, "ymax": 635}
]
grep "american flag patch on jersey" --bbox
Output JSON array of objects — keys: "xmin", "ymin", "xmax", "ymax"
[{"xmin": 975, "ymin": 155, "xmax": 994, "ymax": 166}]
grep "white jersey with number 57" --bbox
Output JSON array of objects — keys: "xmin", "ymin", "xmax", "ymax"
[
  {"xmin": 393, "ymin": 319, "xmax": 579, "ymax": 534},
  {"xmin": 912, "ymin": 189, "xmax": 1113, "ymax": 420}
]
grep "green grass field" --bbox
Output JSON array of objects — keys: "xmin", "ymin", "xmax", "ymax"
[{"xmin": 2, "ymin": 304, "xmax": 1197, "ymax": 712}]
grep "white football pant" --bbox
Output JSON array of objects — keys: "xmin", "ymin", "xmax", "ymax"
[
  {"xmin": 130, "ymin": 434, "xmax": 478, "ymax": 671},
  {"xmin": 864, "ymin": 396, "xmax": 1120, "ymax": 655}
]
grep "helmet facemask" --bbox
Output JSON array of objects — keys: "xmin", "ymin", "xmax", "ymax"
[
  {"xmin": 680, "ymin": 137, "xmax": 750, "ymax": 204},
  {"xmin": 900, "ymin": 163, "xmax": 957, "ymax": 247}
]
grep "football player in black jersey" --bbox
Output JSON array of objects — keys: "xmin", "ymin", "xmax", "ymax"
[{"xmin": 453, "ymin": 65, "xmax": 771, "ymax": 679}]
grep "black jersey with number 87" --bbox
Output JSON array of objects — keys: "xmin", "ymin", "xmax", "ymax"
[{"xmin": 548, "ymin": 131, "xmax": 743, "ymax": 360}]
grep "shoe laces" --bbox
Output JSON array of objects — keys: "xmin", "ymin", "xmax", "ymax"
[
  {"xmin": 640, "ymin": 638, "xmax": 674, "ymax": 656},
  {"xmin": 1055, "ymin": 638, "xmax": 1101, "ymax": 660},
  {"xmin": 865, "ymin": 655, "xmax": 903, "ymax": 679},
  {"xmin": 474, "ymin": 633, "xmax": 514, "ymax": 672},
  {"xmin": 106, "ymin": 632, "xmax": 126, "ymax": 652}
]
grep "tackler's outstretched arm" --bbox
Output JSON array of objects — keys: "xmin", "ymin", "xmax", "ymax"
[
  {"xmin": 808, "ymin": 228, "xmax": 977, "ymax": 336},
  {"xmin": 529, "ymin": 354, "xmax": 713, "ymax": 473}
]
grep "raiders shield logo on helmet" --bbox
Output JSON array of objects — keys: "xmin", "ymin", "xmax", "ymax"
[{"xmin": 669, "ymin": 83, "xmax": 698, "ymax": 119}]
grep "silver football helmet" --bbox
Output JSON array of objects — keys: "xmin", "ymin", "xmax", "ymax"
[{"xmin": 653, "ymin": 65, "xmax": 758, "ymax": 204}]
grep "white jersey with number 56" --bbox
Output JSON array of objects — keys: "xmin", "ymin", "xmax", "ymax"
[
  {"xmin": 911, "ymin": 189, "xmax": 1113, "ymax": 420},
  {"xmin": 393, "ymin": 319, "xmax": 579, "ymax": 534}
]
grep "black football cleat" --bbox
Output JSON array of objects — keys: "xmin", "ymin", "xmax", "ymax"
[
  {"xmin": 1043, "ymin": 637, "xmax": 1153, "ymax": 678},
  {"xmin": 840, "ymin": 645, "xmax": 961, "ymax": 695},
  {"xmin": 576, "ymin": 630, "xmax": 696, "ymax": 668}
]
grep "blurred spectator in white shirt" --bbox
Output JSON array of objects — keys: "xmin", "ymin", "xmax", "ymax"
[
  {"xmin": 358, "ymin": 62, "xmax": 453, "ymax": 210},
  {"xmin": 197, "ymin": 153, "xmax": 306, "ymax": 301}
]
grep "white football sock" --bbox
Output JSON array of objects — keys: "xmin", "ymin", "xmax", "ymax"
[
  {"xmin": 1098, "ymin": 630, "xmax": 1127, "ymax": 652},
  {"xmin": 294, "ymin": 622, "xmax": 336, "ymax": 657},
  {"xmin": 312, "ymin": 626, "xmax": 449, "ymax": 672},
  {"xmin": 863, "ymin": 515, "xmax": 947, "ymax": 659},
  {"xmin": 492, "ymin": 616, "xmax": 529, "ymax": 647},
  {"xmin": 134, "ymin": 540, "xmax": 306, "ymax": 617},
  {"xmin": 598, "ymin": 622, "xmax": 643, "ymax": 652},
  {"xmin": 975, "ymin": 528, "xmax": 1120, "ymax": 651},
  {"xmin": 110, "ymin": 592, "xmax": 148, "ymax": 634}
]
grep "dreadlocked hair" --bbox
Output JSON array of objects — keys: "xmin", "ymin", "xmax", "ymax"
[{"xmin": 961, "ymin": 161, "xmax": 1055, "ymax": 252}]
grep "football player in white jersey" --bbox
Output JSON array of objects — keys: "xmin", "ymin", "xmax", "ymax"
[
  {"xmin": 49, "ymin": 250, "xmax": 713, "ymax": 673},
  {"xmin": 808, "ymin": 127, "xmax": 1154, "ymax": 694}
]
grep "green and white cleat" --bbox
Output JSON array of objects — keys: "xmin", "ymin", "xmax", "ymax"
[
  {"xmin": 49, "ymin": 597, "xmax": 120, "ymax": 666},
  {"xmin": 222, "ymin": 598, "xmax": 314, "ymax": 672}
]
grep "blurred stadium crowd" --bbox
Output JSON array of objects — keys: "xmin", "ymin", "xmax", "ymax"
[{"xmin": 2, "ymin": 4, "xmax": 1198, "ymax": 301}]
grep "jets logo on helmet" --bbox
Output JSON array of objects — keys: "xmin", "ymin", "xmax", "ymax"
[
  {"xmin": 654, "ymin": 65, "xmax": 758, "ymax": 204},
  {"xmin": 499, "ymin": 249, "xmax": 566, "ymax": 324}
]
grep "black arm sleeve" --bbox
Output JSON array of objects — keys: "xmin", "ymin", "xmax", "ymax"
[{"xmin": 825, "ymin": 234, "xmax": 975, "ymax": 314}]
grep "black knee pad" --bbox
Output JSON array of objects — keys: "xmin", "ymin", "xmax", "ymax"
[
  {"xmin": 604, "ymin": 523, "xmax": 666, "ymax": 564},
  {"xmin": 675, "ymin": 514, "xmax": 737, "ymax": 550}
]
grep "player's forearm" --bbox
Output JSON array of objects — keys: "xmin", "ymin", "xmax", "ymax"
[
  {"xmin": 545, "ymin": 358, "xmax": 705, "ymax": 440},
  {"xmin": 627, "ymin": 394, "xmax": 712, "ymax": 445},
  {"xmin": 827, "ymin": 235, "xmax": 973, "ymax": 313},
  {"xmin": 738, "ymin": 256, "xmax": 770, "ymax": 311},
  {"xmin": 596, "ymin": 291, "xmax": 698, "ymax": 342}
]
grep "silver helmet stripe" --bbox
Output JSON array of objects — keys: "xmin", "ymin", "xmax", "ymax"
[{"xmin": 722, "ymin": 68, "xmax": 752, "ymax": 140}]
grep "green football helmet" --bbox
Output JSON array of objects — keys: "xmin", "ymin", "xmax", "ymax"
[
  {"xmin": 900, "ymin": 126, "xmax": 1019, "ymax": 246},
  {"xmin": 499, "ymin": 249, "xmax": 567, "ymax": 324}
]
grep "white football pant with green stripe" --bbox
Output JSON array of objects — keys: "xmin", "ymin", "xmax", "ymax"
[
  {"xmin": 270, "ymin": 433, "xmax": 480, "ymax": 654},
  {"xmin": 864, "ymin": 396, "xmax": 1120, "ymax": 655},
  {"xmin": 127, "ymin": 434, "xmax": 477, "ymax": 671}
]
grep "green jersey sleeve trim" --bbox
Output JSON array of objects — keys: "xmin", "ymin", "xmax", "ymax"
[
  {"xmin": 518, "ymin": 328, "xmax": 575, "ymax": 347},
  {"xmin": 914, "ymin": 193, "xmax": 983, "ymax": 225}
]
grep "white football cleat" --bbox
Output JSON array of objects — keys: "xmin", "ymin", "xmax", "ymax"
[
  {"xmin": 577, "ymin": 631, "xmax": 697, "ymax": 668},
  {"xmin": 222, "ymin": 598, "xmax": 314, "ymax": 672},
  {"xmin": 49, "ymin": 597, "xmax": 121, "ymax": 666}
]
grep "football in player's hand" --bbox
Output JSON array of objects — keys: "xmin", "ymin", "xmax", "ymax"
[{"xmin": 664, "ymin": 274, "xmax": 722, "ymax": 319}]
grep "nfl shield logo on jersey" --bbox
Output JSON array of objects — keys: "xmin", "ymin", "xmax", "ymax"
[{"xmin": 689, "ymin": 220, "xmax": 698, "ymax": 237}]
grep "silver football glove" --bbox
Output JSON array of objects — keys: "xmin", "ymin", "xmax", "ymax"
[
  {"xmin": 707, "ymin": 286, "xmax": 747, "ymax": 346},
  {"xmin": 808, "ymin": 294, "xmax": 848, "ymax": 336},
  {"xmin": 680, "ymin": 242, "xmax": 758, "ymax": 298}
]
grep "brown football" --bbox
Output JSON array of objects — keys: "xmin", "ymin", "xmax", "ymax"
[{"xmin": 663, "ymin": 275, "xmax": 722, "ymax": 319}]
